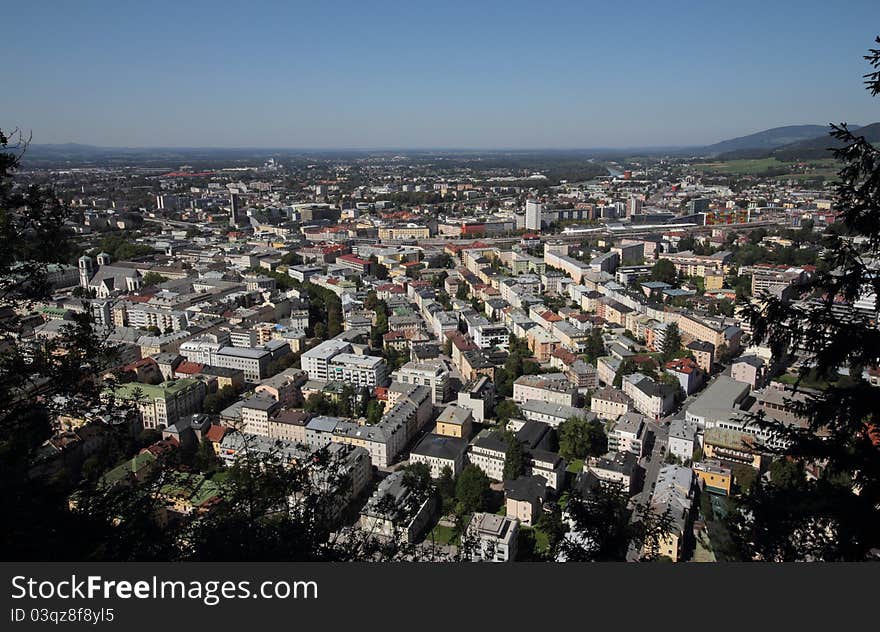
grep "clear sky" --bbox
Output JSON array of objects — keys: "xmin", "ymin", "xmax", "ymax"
[{"xmin": 3, "ymin": 0, "xmax": 880, "ymax": 149}]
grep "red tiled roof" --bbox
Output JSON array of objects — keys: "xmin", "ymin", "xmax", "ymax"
[
  {"xmin": 175, "ymin": 361, "xmax": 205, "ymax": 375},
  {"xmin": 338, "ymin": 254, "xmax": 369, "ymax": 265},
  {"xmin": 205, "ymin": 425, "xmax": 227, "ymax": 443},
  {"xmin": 665, "ymin": 357, "xmax": 700, "ymax": 374},
  {"xmin": 552, "ymin": 348, "xmax": 578, "ymax": 365},
  {"xmin": 141, "ymin": 437, "xmax": 179, "ymax": 456},
  {"xmin": 122, "ymin": 357, "xmax": 158, "ymax": 371}
]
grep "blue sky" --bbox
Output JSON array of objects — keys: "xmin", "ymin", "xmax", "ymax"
[{"xmin": 3, "ymin": 1, "xmax": 879, "ymax": 148}]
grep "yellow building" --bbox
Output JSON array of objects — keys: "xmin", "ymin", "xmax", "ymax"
[
  {"xmin": 704, "ymin": 271, "xmax": 725, "ymax": 291},
  {"xmin": 703, "ymin": 427, "xmax": 762, "ymax": 470},
  {"xmin": 693, "ymin": 460, "xmax": 732, "ymax": 495},
  {"xmin": 378, "ymin": 225, "xmax": 431, "ymax": 241},
  {"xmin": 435, "ymin": 405, "xmax": 473, "ymax": 439}
]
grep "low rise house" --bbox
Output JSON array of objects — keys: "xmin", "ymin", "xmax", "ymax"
[
  {"xmin": 607, "ymin": 412, "xmax": 648, "ymax": 457},
  {"xmin": 465, "ymin": 512, "xmax": 519, "ymax": 562},
  {"xmin": 693, "ymin": 459, "xmax": 732, "ymax": 495},
  {"xmin": 409, "ymin": 433, "xmax": 469, "ymax": 477},
  {"xmin": 586, "ymin": 451, "xmax": 639, "ymax": 494},
  {"xmin": 359, "ymin": 470, "xmax": 436, "ymax": 543},
  {"xmin": 513, "ymin": 374, "xmax": 577, "ymax": 407},
  {"xmin": 435, "ymin": 405, "xmax": 474, "ymax": 439},
  {"xmin": 590, "ymin": 387, "xmax": 633, "ymax": 420},
  {"xmin": 503, "ymin": 475, "xmax": 547, "ymax": 526},
  {"xmin": 649, "ymin": 465, "xmax": 695, "ymax": 562}
]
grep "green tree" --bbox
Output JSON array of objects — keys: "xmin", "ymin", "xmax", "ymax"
[
  {"xmin": 558, "ymin": 481, "xmax": 673, "ymax": 561},
  {"xmin": 650, "ymin": 259, "xmax": 677, "ymax": 285},
  {"xmin": 536, "ymin": 502, "xmax": 568, "ymax": 553},
  {"xmin": 141, "ymin": 271, "xmax": 169, "ymax": 286},
  {"xmin": 437, "ymin": 465, "xmax": 457, "ymax": 515},
  {"xmin": 660, "ymin": 323, "xmax": 682, "ymax": 362},
  {"xmin": 612, "ymin": 358, "xmax": 637, "ymax": 388},
  {"xmin": 558, "ymin": 417, "xmax": 608, "ymax": 461},
  {"xmin": 365, "ymin": 399, "xmax": 384, "ymax": 425},
  {"xmin": 494, "ymin": 399, "xmax": 521, "ymax": 425},
  {"xmin": 455, "ymin": 465, "xmax": 491, "ymax": 515},
  {"xmin": 502, "ymin": 432, "xmax": 525, "ymax": 481},
  {"xmin": 584, "ymin": 328, "xmax": 606, "ymax": 364},
  {"xmin": 195, "ymin": 439, "xmax": 220, "ymax": 475},
  {"xmin": 769, "ymin": 458, "xmax": 806, "ymax": 491},
  {"xmin": 314, "ymin": 322, "xmax": 327, "ymax": 340}
]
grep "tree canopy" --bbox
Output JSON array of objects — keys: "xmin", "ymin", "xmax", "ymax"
[{"xmin": 729, "ymin": 38, "xmax": 880, "ymax": 561}]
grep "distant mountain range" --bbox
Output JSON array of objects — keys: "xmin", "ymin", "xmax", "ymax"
[
  {"xmin": 703, "ymin": 125, "xmax": 832, "ymax": 156},
  {"xmin": 17, "ymin": 123, "xmax": 880, "ymax": 165},
  {"xmin": 704, "ymin": 123, "xmax": 880, "ymax": 160}
]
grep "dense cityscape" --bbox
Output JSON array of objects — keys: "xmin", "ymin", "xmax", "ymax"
[
  {"xmin": 3, "ymin": 125, "xmax": 876, "ymax": 562},
  {"xmin": 3, "ymin": 2, "xmax": 880, "ymax": 574}
]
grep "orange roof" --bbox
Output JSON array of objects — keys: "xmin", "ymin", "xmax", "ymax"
[
  {"xmin": 175, "ymin": 361, "xmax": 205, "ymax": 375},
  {"xmin": 665, "ymin": 357, "xmax": 700, "ymax": 374},
  {"xmin": 205, "ymin": 425, "xmax": 227, "ymax": 443},
  {"xmin": 122, "ymin": 357, "xmax": 158, "ymax": 371}
]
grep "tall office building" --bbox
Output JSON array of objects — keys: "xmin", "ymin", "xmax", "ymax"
[
  {"xmin": 525, "ymin": 200, "xmax": 543, "ymax": 231},
  {"xmin": 626, "ymin": 196, "xmax": 643, "ymax": 218},
  {"xmin": 230, "ymin": 193, "xmax": 242, "ymax": 226}
]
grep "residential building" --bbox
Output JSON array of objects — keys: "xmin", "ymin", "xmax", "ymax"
[
  {"xmin": 409, "ymin": 433, "xmax": 469, "ymax": 478},
  {"xmin": 586, "ymin": 451, "xmax": 639, "ymax": 494},
  {"xmin": 456, "ymin": 376, "xmax": 495, "ymax": 423},
  {"xmin": 621, "ymin": 372, "xmax": 677, "ymax": 420},
  {"xmin": 608, "ymin": 412, "xmax": 648, "ymax": 457},
  {"xmin": 328, "ymin": 353, "xmax": 388, "ymax": 388},
  {"xmin": 300, "ymin": 339, "xmax": 353, "ymax": 381},
  {"xmin": 466, "ymin": 513, "xmax": 519, "ymax": 562},
  {"xmin": 513, "ymin": 374, "xmax": 577, "ymax": 407},
  {"xmin": 393, "ymin": 359, "xmax": 450, "ymax": 405},
  {"xmin": 590, "ymin": 387, "xmax": 633, "ymax": 420},
  {"xmin": 435, "ymin": 405, "xmax": 474, "ymax": 439},
  {"xmin": 668, "ymin": 418, "xmax": 698, "ymax": 462},
  {"xmin": 504, "ymin": 475, "xmax": 547, "ymax": 526},
  {"xmin": 649, "ymin": 465, "xmax": 695, "ymax": 562},
  {"xmin": 693, "ymin": 459, "xmax": 732, "ymax": 495},
  {"xmin": 111, "ymin": 379, "xmax": 206, "ymax": 431},
  {"xmin": 359, "ymin": 470, "xmax": 436, "ymax": 543},
  {"xmin": 731, "ymin": 355, "xmax": 767, "ymax": 389}
]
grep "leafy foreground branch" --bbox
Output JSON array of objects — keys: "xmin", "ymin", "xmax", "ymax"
[{"xmin": 730, "ymin": 37, "xmax": 880, "ymax": 561}]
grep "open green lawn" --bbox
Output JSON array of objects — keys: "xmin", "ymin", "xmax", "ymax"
[
  {"xmin": 693, "ymin": 158, "xmax": 782, "ymax": 174},
  {"xmin": 210, "ymin": 470, "xmax": 231, "ymax": 484},
  {"xmin": 428, "ymin": 524, "xmax": 457, "ymax": 546},
  {"xmin": 776, "ymin": 372, "xmax": 829, "ymax": 390},
  {"xmin": 566, "ymin": 459, "xmax": 584, "ymax": 474},
  {"xmin": 692, "ymin": 158, "xmax": 838, "ymax": 179},
  {"xmin": 533, "ymin": 526, "xmax": 550, "ymax": 553}
]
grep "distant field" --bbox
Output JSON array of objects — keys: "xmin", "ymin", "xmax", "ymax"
[{"xmin": 692, "ymin": 158, "xmax": 839, "ymax": 179}]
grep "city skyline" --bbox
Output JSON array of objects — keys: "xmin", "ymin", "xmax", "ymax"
[{"xmin": 4, "ymin": 0, "xmax": 880, "ymax": 149}]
